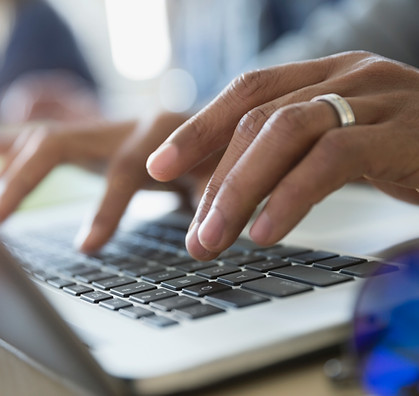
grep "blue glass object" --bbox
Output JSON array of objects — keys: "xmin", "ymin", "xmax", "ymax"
[{"xmin": 352, "ymin": 250, "xmax": 419, "ymax": 395}]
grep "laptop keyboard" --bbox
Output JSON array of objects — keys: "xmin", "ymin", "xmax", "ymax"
[{"xmin": 6, "ymin": 219, "xmax": 399, "ymax": 328}]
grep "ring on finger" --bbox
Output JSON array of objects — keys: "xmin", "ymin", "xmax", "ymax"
[{"xmin": 311, "ymin": 93, "xmax": 356, "ymax": 127}]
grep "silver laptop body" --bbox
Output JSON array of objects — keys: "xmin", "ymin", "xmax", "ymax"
[{"xmin": 1, "ymin": 185, "xmax": 416, "ymax": 394}]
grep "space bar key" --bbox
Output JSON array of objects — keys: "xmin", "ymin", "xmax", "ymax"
[
  {"xmin": 242, "ymin": 277, "xmax": 313, "ymax": 298},
  {"xmin": 205, "ymin": 289, "xmax": 269, "ymax": 308}
]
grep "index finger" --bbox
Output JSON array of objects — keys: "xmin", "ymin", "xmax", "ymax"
[
  {"xmin": 76, "ymin": 137, "xmax": 149, "ymax": 252},
  {"xmin": 147, "ymin": 58, "xmax": 333, "ymax": 182},
  {"xmin": 77, "ymin": 113, "xmax": 188, "ymax": 252}
]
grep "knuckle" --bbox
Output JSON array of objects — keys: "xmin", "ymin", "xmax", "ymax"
[
  {"xmin": 183, "ymin": 112, "xmax": 218, "ymax": 150},
  {"xmin": 228, "ymin": 69, "xmax": 270, "ymax": 104},
  {"xmin": 236, "ymin": 106, "xmax": 273, "ymax": 140},
  {"xmin": 202, "ymin": 182, "xmax": 219, "ymax": 204},
  {"xmin": 196, "ymin": 183, "xmax": 220, "ymax": 222},
  {"xmin": 274, "ymin": 104, "xmax": 309, "ymax": 133},
  {"xmin": 185, "ymin": 113, "xmax": 207, "ymax": 140},
  {"xmin": 261, "ymin": 104, "xmax": 311, "ymax": 149},
  {"xmin": 341, "ymin": 53, "xmax": 408, "ymax": 91}
]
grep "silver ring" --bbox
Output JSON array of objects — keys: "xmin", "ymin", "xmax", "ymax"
[{"xmin": 310, "ymin": 93, "xmax": 355, "ymax": 127}]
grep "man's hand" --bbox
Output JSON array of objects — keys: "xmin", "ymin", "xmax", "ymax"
[
  {"xmin": 0, "ymin": 112, "xmax": 219, "ymax": 252},
  {"xmin": 0, "ymin": 119, "xmax": 137, "ymax": 223},
  {"xmin": 147, "ymin": 51, "xmax": 419, "ymax": 260}
]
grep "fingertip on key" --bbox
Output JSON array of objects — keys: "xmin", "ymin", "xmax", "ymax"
[
  {"xmin": 74, "ymin": 223, "xmax": 102, "ymax": 254},
  {"xmin": 186, "ymin": 222, "xmax": 217, "ymax": 261}
]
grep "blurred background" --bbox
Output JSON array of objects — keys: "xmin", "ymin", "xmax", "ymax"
[
  {"xmin": 0, "ymin": 0, "xmax": 350, "ymax": 122},
  {"xmin": 1, "ymin": 0, "xmax": 418, "ymax": 122}
]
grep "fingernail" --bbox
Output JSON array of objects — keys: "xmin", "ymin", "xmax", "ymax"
[
  {"xmin": 198, "ymin": 207, "xmax": 224, "ymax": 249},
  {"xmin": 146, "ymin": 143, "xmax": 178, "ymax": 179},
  {"xmin": 185, "ymin": 222, "xmax": 212, "ymax": 259},
  {"xmin": 250, "ymin": 211, "xmax": 273, "ymax": 244}
]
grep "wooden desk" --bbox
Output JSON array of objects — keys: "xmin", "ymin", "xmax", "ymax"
[{"xmin": 1, "ymin": 343, "xmax": 363, "ymax": 396}]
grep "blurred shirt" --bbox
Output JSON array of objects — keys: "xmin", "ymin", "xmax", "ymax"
[
  {"xmin": 0, "ymin": 0, "xmax": 96, "ymax": 92},
  {"xmin": 166, "ymin": 0, "xmax": 419, "ymax": 106},
  {"xmin": 167, "ymin": 0, "xmax": 338, "ymax": 103}
]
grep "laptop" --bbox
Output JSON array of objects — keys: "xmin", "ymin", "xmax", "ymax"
[{"xmin": 0, "ymin": 183, "xmax": 417, "ymax": 395}]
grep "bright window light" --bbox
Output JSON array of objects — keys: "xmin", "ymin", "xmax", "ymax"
[{"xmin": 105, "ymin": 0, "xmax": 171, "ymax": 80}]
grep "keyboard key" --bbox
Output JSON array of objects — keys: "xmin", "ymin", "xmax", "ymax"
[
  {"xmin": 341, "ymin": 261, "xmax": 398, "ymax": 278},
  {"xmin": 161, "ymin": 275, "xmax": 207, "ymax": 291},
  {"xmin": 269, "ymin": 265, "xmax": 353, "ymax": 287},
  {"xmin": 122, "ymin": 263, "xmax": 166, "ymax": 277},
  {"xmin": 218, "ymin": 270, "xmax": 264, "ymax": 286},
  {"xmin": 205, "ymin": 289, "xmax": 269, "ymax": 308},
  {"xmin": 221, "ymin": 253, "xmax": 265, "ymax": 266},
  {"xmin": 92, "ymin": 276, "xmax": 136, "ymax": 290},
  {"xmin": 142, "ymin": 315, "xmax": 178, "ymax": 328},
  {"xmin": 130, "ymin": 289, "xmax": 178, "ymax": 304},
  {"xmin": 146, "ymin": 250, "xmax": 177, "ymax": 261},
  {"xmin": 313, "ymin": 256, "xmax": 366, "ymax": 271},
  {"xmin": 119, "ymin": 306, "xmax": 154, "ymax": 319},
  {"xmin": 63, "ymin": 284, "xmax": 93, "ymax": 296},
  {"xmin": 216, "ymin": 249, "xmax": 242, "ymax": 259},
  {"xmin": 242, "ymin": 277, "xmax": 313, "ymax": 297},
  {"xmin": 150, "ymin": 295, "xmax": 199, "ymax": 311},
  {"xmin": 164, "ymin": 229, "xmax": 187, "ymax": 243},
  {"xmin": 47, "ymin": 278, "xmax": 76, "ymax": 289},
  {"xmin": 81, "ymin": 291, "xmax": 112, "ymax": 304},
  {"xmin": 183, "ymin": 282, "xmax": 231, "ymax": 297},
  {"xmin": 232, "ymin": 239, "xmax": 262, "ymax": 253},
  {"xmin": 196, "ymin": 265, "xmax": 240, "ymax": 279},
  {"xmin": 59, "ymin": 264, "xmax": 97, "ymax": 277},
  {"xmin": 290, "ymin": 251, "xmax": 339, "ymax": 264},
  {"xmin": 111, "ymin": 282, "xmax": 156, "ymax": 297},
  {"xmin": 142, "ymin": 270, "xmax": 185, "ymax": 284},
  {"xmin": 115, "ymin": 256, "xmax": 150, "ymax": 267},
  {"xmin": 245, "ymin": 258, "xmax": 289, "ymax": 272},
  {"xmin": 75, "ymin": 271, "xmax": 115, "ymax": 283},
  {"xmin": 103, "ymin": 259, "xmax": 142, "ymax": 271},
  {"xmin": 175, "ymin": 261, "xmax": 218, "ymax": 273},
  {"xmin": 174, "ymin": 304, "xmax": 225, "ymax": 320},
  {"xmin": 158, "ymin": 256, "xmax": 192, "ymax": 267},
  {"xmin": 99, "ymin": 298, "xmax": 133, "ymax": 311},
  {"xmin": 33, "ymin": 270, "xmax": 57, "ymax": 282},
  {"xmin": 257, "ymin": 245, "xmax": 311, "ymax": 259}
]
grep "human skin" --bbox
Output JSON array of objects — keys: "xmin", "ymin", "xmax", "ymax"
[
  {"xmin": 0, "ymin": 71, "xmax": 101, "ymax": 123},
  {"xmin": 0, "ymin": 112, "xmax": 219, "ymax": 250},
  {"xmin": 147, "ymin": 51, "xmax": 419, "ymax": 261},
  {"xmin": 1, "ymin": 51, "xmax": 419, "ymax": 257}
]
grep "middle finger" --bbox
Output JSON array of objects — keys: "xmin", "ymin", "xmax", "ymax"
[{"xmin": 190, "ymin": 96, "xmax": 381, "ymax": 258}]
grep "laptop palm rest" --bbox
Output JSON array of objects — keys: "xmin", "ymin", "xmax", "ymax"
[{"xmin": 0, "ymin": 243, "xmax": 128, "ymax": 396}]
